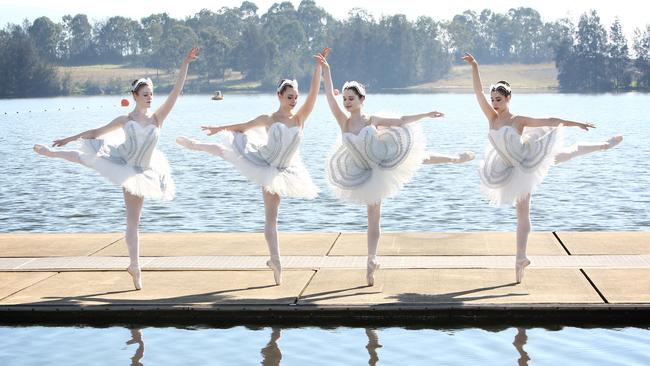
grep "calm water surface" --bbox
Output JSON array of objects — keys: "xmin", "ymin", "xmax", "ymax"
[
  {"xmin": 1, "ymin": 93, "xmax": 647, "ymax": 233},
  {"xmin": 1, "ymin": 325, "xmax": 649, "ymax": 365}
]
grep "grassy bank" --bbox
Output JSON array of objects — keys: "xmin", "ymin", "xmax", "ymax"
[
  {"xmin": 407, "ymin": 63, "xmax": 558, "ymax": 93},
  {"xmin": 57, "ymin": 63, "xmax": 559, "ymax": 95}
]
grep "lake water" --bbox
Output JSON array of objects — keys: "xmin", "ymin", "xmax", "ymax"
[
  {"xmin": 1, "ymin": 94, "xmax": 649, "ymax": 364},
  {"xmin": 1, "ymin": 325, "xmax": 649, "ymax": 365},
  {"xmin": 1, "ymin": 93, "xmax": 647, "ymax": 233}
]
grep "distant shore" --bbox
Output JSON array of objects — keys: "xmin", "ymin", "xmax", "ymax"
[{"xmin": 51, "ymin": 63, "xmax": 559, "ymax": 96}]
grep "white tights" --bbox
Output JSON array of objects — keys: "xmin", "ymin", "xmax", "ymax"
[
  {"xmin": 555, "ymin": 141, "xmax": 609, "ymax": 164},
  {"xmin": 124, "ymin": 190, "xmax": 144, "ymax": 270},
  {"xmin": 33, "ymin": 145, "xmax": 83, "ymax": 164},
  {"xmin": 263, "ymin": 190, "xmax": 281, "ymax": 261},
  {"xmin": 176, "ymin": 137, "xmax": 224, "ymax": 156},
  {"xmin": 367, "ymin": 203, "xmax": 381, "ymax": 264}
]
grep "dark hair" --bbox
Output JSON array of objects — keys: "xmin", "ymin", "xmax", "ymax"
[
  {"xmin": 277, "ymin": 79, "xmax": 297, "ymax": 95},
  {"xmin": 343, "ymin": 82, "xmax": 366, "ymax": 98},
  {"xmin": 491, "ymin": 80, "xmax": 512, "ymax": 97},
  {"xmin": 131, "ymin": 78, "xmax": 153, "ymax": 95}
]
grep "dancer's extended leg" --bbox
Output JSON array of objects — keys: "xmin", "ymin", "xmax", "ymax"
[
  {"xmin": 263, "ymin": 189, "xmax": 282, "ymax": 285},
  {"xmin": 423, "ymin": 151, "xmax": 475, "ymax": 165},
  {"xmin": 33, "ymin": 144, "xmax": 83, "ymax": 164},
  {"xmin": 366, "ymin": 202, "xmax": 382, "ymax": 286},
  {"xmin": 555, "ymin": 135, "xmax": 623, "ymax": 164},
  {"xmin": 124, "ymin": 189, "xmax": 144, "ymax": 290},
  {"xmin": 515, "ymin": 194, "xmax": 531, "ymax": 283},
  {"xmin": 176, "ymin": 136, "xmax": 224, "ymax": 156}
]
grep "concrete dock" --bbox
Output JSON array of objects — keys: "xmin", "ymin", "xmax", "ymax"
[{"xmin": 1, "ymin": 232, "xmax": 649, "ymax": 324}]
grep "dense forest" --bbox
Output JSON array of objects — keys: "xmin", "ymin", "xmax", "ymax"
[{"xmin": 1, "ymin": 0, "xmax": 650, "ymax": 97}]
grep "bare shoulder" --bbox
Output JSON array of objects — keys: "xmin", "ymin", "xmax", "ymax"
[
  {"xmin": 512, "ymin": 115, "xmax": 534, "ymax": 128},
  {"xmin": 112, "ymin": 114, "xmax": 130, "ymax": 125}
]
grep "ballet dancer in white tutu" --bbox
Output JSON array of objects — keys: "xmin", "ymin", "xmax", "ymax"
[
  {"xmin": 462, "ymin": 52, "xmax": 623, "ymax": 283},
  {"xmin": 33, "ymin": 47, "xmax": 199, "ymax": 290},
  {"xmin": 315, "ymin": 51, "xmax": 474, "ymax": 286},
  {"xmin": 176, "ymin": 50, "xmax": 328, "ymax": 285}
]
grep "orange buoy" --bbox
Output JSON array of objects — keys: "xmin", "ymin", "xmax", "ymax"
[{"xmin": 121, "ymin": 99, "xmax": 130, "ymax": 107}]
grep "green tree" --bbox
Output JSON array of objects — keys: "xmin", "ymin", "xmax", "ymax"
[
  {"xmin": 28, "ymin": 17, "xmax": 63, "ymax": 62},
  {"xmin": 0, "ymin": 26, "xmax": 61, "ymax": 97},
  {"xmin": 95, "ymin": 16, "xmax": 140, "ymax": 62},
  {"xmin": 197, "ymin": 27, "xmax": 231, "ymax": 80},
  {"xmin": 62, "ymin": 14, "xmax": 93, "ymax": 64},
  {"xmin": 574, "ymin": 10, "xmax": 611, "ymax": 91},
  {"xmin": 608, "ymin": 18, "xmax": 631, "ymax": 90},
  {"xmin": 633, "ymin": 26, "xmax": 650, "ymax": 90}
]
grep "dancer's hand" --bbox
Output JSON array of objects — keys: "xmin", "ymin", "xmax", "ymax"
[
  {"xmin": 462, "ymin": 52, "xmax": 477, "ymax": 65},
  {"xmin": 579, "ymin": 122, "xmax": 596, "ymax": 131},
  {"xmin": 201, "ymin": 125, "xmax": 225, "ymax": 135},
  {"xmin": 427, "ymin": 111, "xmax": 444, "ymax": 118},
  {"xmin": 321, "ymin": 47, "xmax": 330, "ymax": 58},
  {"xmin": 183, "ymin": 47, "xmax": 200, "ymax": 64},
  {"xmin": 52, "ymin": 137, "xmax": 74, "ymax": 147},
  {"xmin": 313, "ymin": 52, "xmax": 329, "ymax": 68}
]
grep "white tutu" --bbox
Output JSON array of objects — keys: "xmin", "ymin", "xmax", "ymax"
[
  {"xmin": 480, "ymin": 125, "xmax": 564, "ymax": 206},
  {"xmin": 327, "ymin": 123, "xmax": 426, "ymax": 205},
  {"xmin": 211, "ymin": 122, "xmax": 318, "ymax": 199},
  {"xmin": 79, "ymin": 121, "xmax": 175, "ymax": 200}
]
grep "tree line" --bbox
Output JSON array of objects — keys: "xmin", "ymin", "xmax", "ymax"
[{"xmin": 1, "ymin": 0, "xmax": 650, "ymax": 97}]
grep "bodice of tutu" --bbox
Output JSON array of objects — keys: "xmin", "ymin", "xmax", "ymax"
[
  {"xmin": 117, "ymin": 120, "xmax": 160, "ymax": 169},
  {"xmin": 233, "ymin": 122, "xmax": 302, "ymax": 169},
  {"xmin": 487, "ymin": 125, "xmax": 558, "ymax": 171}
]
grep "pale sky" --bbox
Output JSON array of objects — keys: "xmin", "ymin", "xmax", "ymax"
[{"xmin": 0, "ymin": 0, "xmax": 645, "ymax": 41}]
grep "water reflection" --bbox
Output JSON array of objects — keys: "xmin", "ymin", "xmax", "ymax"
[
  {"xmin": 513, "ymin": 328, "xmax": 530, "ymax": 366},
  {"xmin": 261, "ymin": 327, "xmax": 282, "ymax": 366},
  {"xmin": 365, "ymin": 328, "xmax": 382, "ymax": 365},
  {"xmin": 126, "ymin": 328, "xmax": 145, "ymax": 366}
]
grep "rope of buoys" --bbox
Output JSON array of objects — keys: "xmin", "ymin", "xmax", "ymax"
[{"xmin": 2, "ymin": 99, "xmax": 131, "ymax": 115}]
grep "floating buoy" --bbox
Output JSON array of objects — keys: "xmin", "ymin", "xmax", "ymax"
[
  {"xmin": 211, "ymin": 91, "xmax": 224, "ymax": 101},
  {"xmin": 121, "ymin": 99, "xmax": 130, "ymax": 107}
]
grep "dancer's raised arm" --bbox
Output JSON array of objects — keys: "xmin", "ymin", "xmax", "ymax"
[
  {"xmin": 295, "ymin": 49, "xmax": 326, "ymax": 123},
  {"xmin": 462, "ymin": 53, "xmax": 497, "ymax": 125},
  {"xmin": 371, "ymin": 111, "xmax": 444, "ymax": 127},
  {"xmin": 155, "ymin": 47, "xmax": 199, "ymax": 124},
  {"xmin": 315, "ymin": 51, "xmax": 348, "ymax": 129}
]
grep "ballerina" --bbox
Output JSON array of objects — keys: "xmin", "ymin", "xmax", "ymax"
[
  {"xmin": 315, "ymin": 52, "xmax": 474, "ymax": 286},
  {"xmin": 176, "ymin": 50, "xmax": 327, "ymax": 285},
  {"xmin": 462, "ymin": 52, "xmax": 623, "ymax": 283},
  {"xmin": 34, "ymin": 47, "xmax": 199, "ymax": 290}
]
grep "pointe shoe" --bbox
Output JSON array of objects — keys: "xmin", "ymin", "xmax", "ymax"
[
  {"xmin": 455, "ymin": 151, "xmax": 476, "ymax": 164},
  {"xmin": 175, "ymin": 136, "xmax": 197, "ymax": 149},
  {"xmin": 33, "ymin": 144, "xmax": 52, "ymax": 156},
  {"xmin": 366, "ymin": 261, "xmax": 380, "ymax": 286},
  {"xmin": 515, "ymin": 258, "xmax": 531, "ymax": 284},
  {"xmin": 127, "ymin": 265, "xmax": 142, "ymax": 290},
  {"xmin": 602, "ymin": 135, "xmax": 623, "ymax": 150},
  {"xmin": 266, "ymin": 258, "xmax": 282, "ymax": 285}
]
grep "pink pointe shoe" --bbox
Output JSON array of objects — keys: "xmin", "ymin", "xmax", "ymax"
[
  {"xmin": 366, "ymin": 260, "xmax": 380, "ymax": 286},
  {"xmin": 515, "ymin": 258, "xmax": 531, "ymax": 284},
  {"xmin": 127, "ymin": 265, "xmax": 142, "ymax": 290},
  {"xmin": 602, "ymin": 135, "xmax": 623, "ymax": 150},
  {"xmin": 266, "ymin": 258, "xmax": 282, "ymax": 285}
]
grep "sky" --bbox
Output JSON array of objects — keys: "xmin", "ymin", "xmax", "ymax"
[{"xmin": 0, "ymin": 0, "xmax": 645, "ymax": 41}]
